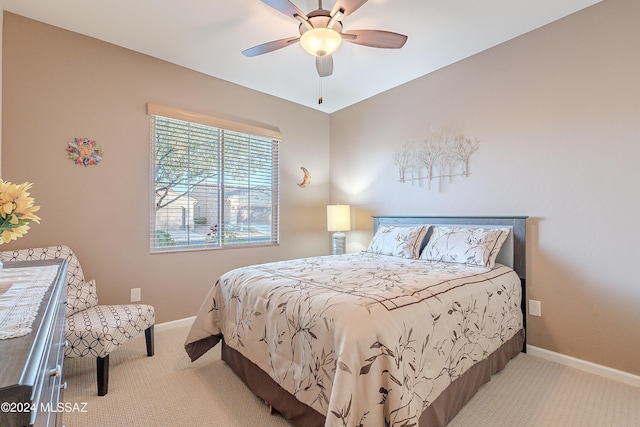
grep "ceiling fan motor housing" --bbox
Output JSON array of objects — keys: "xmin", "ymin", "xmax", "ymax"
[{"xmin": 299, "ymin": 11, "xmax": 344, "ymax": 57}]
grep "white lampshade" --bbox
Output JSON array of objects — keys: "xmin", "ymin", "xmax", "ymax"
[
  {"xmin": 327, "ymin": 205, "xmax": 351, "ymax": 231},
  {"xmin": 300, "ymin": 28, "xmax": 343, "ymax": 57}
]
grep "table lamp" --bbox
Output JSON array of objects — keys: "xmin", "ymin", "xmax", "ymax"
[{"xmin": 327, "ymin": 204, "xmax": 351, "ymax": 255}]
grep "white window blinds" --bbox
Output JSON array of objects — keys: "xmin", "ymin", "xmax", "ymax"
[{"xmin": 148, "ymin": 103, "xmax": 280, "ymax": 252}]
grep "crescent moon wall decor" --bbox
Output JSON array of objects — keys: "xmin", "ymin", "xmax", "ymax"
[{"xmin": 297, "ymin": 166, "xmax": 311, "ymax": 188}]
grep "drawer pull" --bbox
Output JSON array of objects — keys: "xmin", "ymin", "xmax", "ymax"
[{"xmin": 49, "ymin": 364, "xmax": 62, "ymax": 378}]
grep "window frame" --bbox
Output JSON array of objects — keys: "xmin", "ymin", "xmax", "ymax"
[{"xmin": 148, "ymin": 103, "xmax": 281, "ymax": 253}]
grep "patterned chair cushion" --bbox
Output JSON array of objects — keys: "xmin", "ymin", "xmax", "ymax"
[
  {"xmin": 65, "ymin": 304, "xmax": 155, "ymax": 358},
  {"xmin": 0, "ymin": 245, "xmax": 98, "ymax": 316},
  {"xmin": 2, "ymin": 244, "xmax": 155, "ymax": 368}
]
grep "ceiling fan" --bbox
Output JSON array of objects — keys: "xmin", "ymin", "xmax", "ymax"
[{"xmin": 242, "ymin": 0, "xmax": 408, "ymax": 78}]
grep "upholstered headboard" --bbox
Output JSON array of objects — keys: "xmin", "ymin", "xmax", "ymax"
[{"xmin": 372, "ymin": 216, "xmax": 527, "ymax": 280}]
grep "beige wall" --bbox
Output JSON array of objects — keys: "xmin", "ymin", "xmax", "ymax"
[
  {"xmin": 2, "ymin": 0, "xmax": 638, "ymax": 377},
  {"xmin": 330, "ymin": 0, "xmax": 639, "ymax": 375},
  {"xmin": 1, "ymin": 12, "xmax": 331, "ymax": 323}
]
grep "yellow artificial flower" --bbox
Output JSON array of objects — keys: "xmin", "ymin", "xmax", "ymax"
[{"xmin": 0, "ymin": 179, "xmax": 41, "ymax": 244}]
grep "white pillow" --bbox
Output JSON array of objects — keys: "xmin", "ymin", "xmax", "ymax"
[
  {"xmin": 366, "ymin": 225, "xmax": 429, "ymax": 259},
  {"xmin": 420, "ymin": 226, "xmax": 510, "ymax": 268}
]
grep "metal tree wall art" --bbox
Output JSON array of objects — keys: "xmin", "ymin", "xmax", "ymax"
[{"xmin": 393, "ymin": 125, "xmax": 479, "ymax": 191}]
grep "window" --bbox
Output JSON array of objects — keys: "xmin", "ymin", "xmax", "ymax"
[{"xmin": 148, "ymin": 103, "xmax": 280, "ymax": 252}]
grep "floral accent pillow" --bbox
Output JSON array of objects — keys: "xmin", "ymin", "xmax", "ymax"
[
  {"xmin": 366, "ymin": 225, "xmax": 429, "ymax": 259},
  {"xmin": 420, "ymin": 226, "xmax": 510, "ymax": 268}
]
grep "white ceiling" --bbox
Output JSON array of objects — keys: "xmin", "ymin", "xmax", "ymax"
[{"xmin": 0, "ymin": 0, "xmax": 601, "ymax": 113}]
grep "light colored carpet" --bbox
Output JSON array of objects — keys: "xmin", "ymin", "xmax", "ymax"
[{"xmin": 62, "ymin": 324, "xmax": 640, "ymax": 427}]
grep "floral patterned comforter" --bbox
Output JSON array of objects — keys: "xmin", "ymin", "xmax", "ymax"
[{"xmin": 185, "ymin": 252, "xmax": 523, "ymax": 427}]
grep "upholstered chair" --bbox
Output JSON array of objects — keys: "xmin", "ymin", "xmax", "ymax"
[{"xmin": 0, "ymin": 245, "xmax": 155, "ymax": 396}]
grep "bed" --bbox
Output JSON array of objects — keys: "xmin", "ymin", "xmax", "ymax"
[{"xmin": 185, "ymin": 216, "xmax": 527, "ymax": 427}]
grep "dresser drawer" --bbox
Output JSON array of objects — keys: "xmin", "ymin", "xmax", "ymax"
[
  {"xmin": 0, "ymin": 259, "xmax": 68, "ymax": 427},
  {"xmin": 32, "ymin": 290, "xmax": 67, "ymax": 427}
]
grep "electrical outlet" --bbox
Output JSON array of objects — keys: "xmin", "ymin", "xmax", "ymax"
[
  {"xmin": 130, "ymin": 288, "xmax": 141, "ymax": 302},
  {"xmin": 529, "ymin": 299, "xmax": 541, "ymax": 317}
]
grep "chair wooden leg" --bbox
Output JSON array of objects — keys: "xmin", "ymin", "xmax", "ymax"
[
  {"xmin": 145, "ymin": 325, "xmax": 155, "ymax": 357},
  {"xmin": 97, "ymin": 355, "xmax": 109, "ymax": 396}
]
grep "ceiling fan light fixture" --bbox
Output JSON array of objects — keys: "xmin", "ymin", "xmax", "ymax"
[{"xmin": 300, "ymin": 28, "xmax": 342, "ymax": 57}]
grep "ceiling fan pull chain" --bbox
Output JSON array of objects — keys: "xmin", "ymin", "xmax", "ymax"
[{"xmin": 318, "ymin": 77, "xmax": 323, "ymax": 104}]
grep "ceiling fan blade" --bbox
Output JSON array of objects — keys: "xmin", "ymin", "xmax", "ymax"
[
  {"xmin": 331, "ymin": 0, "xmax": 368, "ymax": 18},
  {"xmin": 342, "ymin": 30, "xmax": 408, "ymax": 49},
  {"xmin": 316, "ymin": 54, "xmax": 334, "ymax": 77},
  {"xmin": 242, "ymin": 36, "xmax": 300, "ymax": 57},
  {"xmin": 262, "ymin": 0, "xmax": 308, "ymax": 20}
]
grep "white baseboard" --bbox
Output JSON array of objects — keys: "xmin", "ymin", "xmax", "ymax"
[
  {"xmin": 527, "ymin": 345, "xmax": 640, "ymax": 388},
  {"xmin": 156, "ymin": 316, "xmax": 196, "ymax": 332}
]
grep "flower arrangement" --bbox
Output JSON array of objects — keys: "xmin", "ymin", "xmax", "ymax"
[{"xmin": 0, "ymin": 180, "xmax": 41, "ymax": 244}]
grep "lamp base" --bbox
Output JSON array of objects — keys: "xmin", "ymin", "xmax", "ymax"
[{"xmin": 331, "ymin": 232, "xmax": 346, "ymax": 255}]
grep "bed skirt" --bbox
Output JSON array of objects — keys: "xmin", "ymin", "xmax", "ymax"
[{"xmin": 221, "ymin": 328, "xmax": 525, "ymax": 427}]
